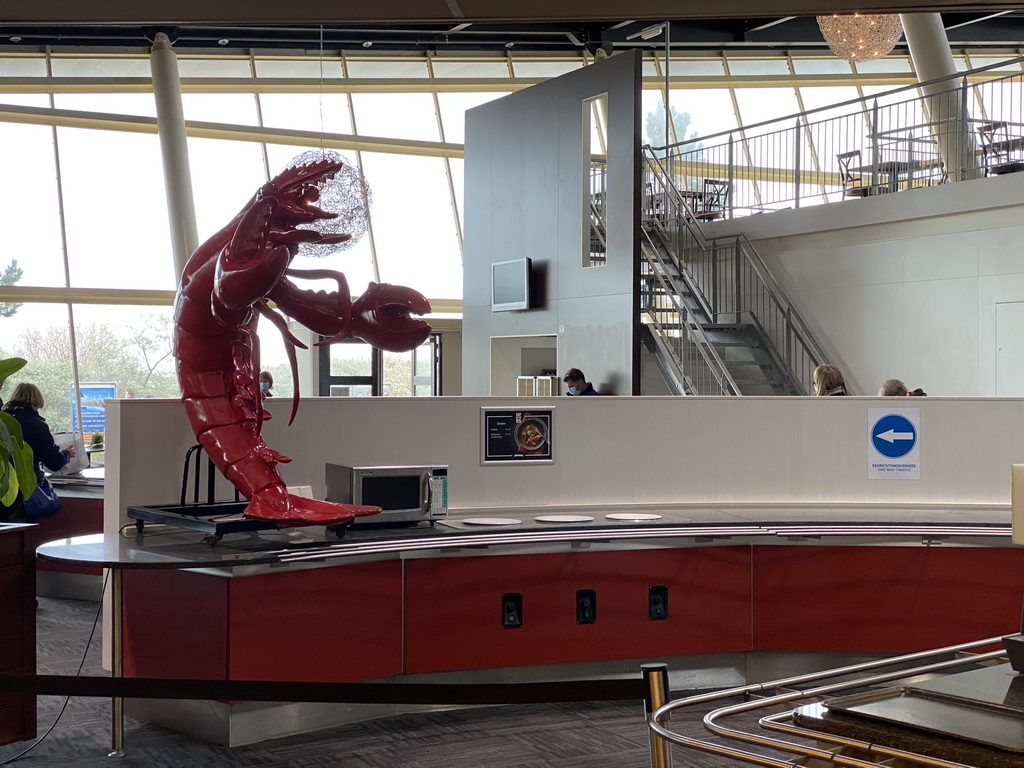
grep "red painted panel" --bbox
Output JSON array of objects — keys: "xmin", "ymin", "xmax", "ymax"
[
  {"xmin": 405, "ymin": 547, "xmax": 752, "ymax": 674},
  {"xmin": 0, "ymin": 527, "xmax": 35, "ymax": 746},
  {"xmin": 0, "ymin": 535, "xmax": 21, "ymax": 567},
  {"xmin": 122, "ymin": 570, "xmax": 229, "ymax": 680},
  {"xmin": 753, "ymin": 546, "xmax": 1024, "ymax": 653},
  {"xmin": 28, "ymin": 496, "xmax": 103, "ymax": 575},
  {"xmin": 228, "ymin": 561, "xmax": 403, "ymax": 682}
]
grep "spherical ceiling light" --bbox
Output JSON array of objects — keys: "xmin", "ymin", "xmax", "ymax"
[
  {"xmin": 816, "ymin": 13, "xmax": 903, "ymax": 62},
  {"xmin": 283, "ymin": 149, "xmax": 372, "ymax": 259}
]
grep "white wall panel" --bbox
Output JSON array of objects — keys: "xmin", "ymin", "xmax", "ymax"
[
  {"xmin": 107, "ymin": 395, "xmax": 1024, "ymax": 534},
  {"xmin": 462, "ymin": 51, "xmax": 641, "ymax": 395},
  {"xmin": 903, "ymin": 278, "xmax": 979, "ymax": 395},
  {"xmin": 726, "ymin": 172, "xmax": 1024, "ymax": 397},
  {"xmin": 978, "ymin": 225, "xmax": 1024, "ymax": 276},
  {"xmin": 797, "ymin": 283, "xmax": 904, "ymax": 395},
  {"xmin": 902, "ymin": 231, "xmax": 979, "ymax": 283}
]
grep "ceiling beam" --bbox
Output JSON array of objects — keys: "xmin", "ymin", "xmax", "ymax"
[
  {"xmin": 745, "ymin": 17, "xmax": 797, "ymax": 33},
  {"xmin": 944, "ymin": 10, "xmax": 1012, "ymax": 29},
  {"xmin": 0, "ymin": 103, "xmax": 464, "ymax": 157},
  {"xmin": 3, "ymin": 1, "xmax": 1024, "ymax": 24}
]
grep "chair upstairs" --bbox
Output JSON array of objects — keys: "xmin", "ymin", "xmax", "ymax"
[
  {"xmin": 927, "ymin": 160, "xmax": 949, "ymax": 186},
  {"xmin": 836, "ymin": 150, "xmax": 885, "ymax": 198},
  {"xmin": 976, "ymin": 121, "xmax": 1024, "ymax": 176},
  {"xmin": 694, "ymin": 178, "xmax": 730, "ymax": 220}
]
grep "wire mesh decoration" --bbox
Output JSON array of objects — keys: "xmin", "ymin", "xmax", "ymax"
[
  {"xmin": 284, "ymin": 149, "xmax": 372, "ymax": 258},
  {"xmin": 816, "ymin": 13, "xmax": 903, "ymax": 62}
]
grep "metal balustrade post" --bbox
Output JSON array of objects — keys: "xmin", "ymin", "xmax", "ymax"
[
  {"xmin": 734, "ymin": 236, "xmax": 742, "ymax": 323},
  {"xmin": 959, "ymin": 76, "xmax": 970, "ymax": 182},
  {"xmin": 711, "ymin": 240, "xmax": 719, "ymax": 321},
  {"xmin": 785, "ymin": 306, "xmax": 794, "ymax": 387},
  {"xmin": 109, "ymin": 568, "xmax": 124, "ymax": 757},
  {"xmin": 727, "ymin": 134, "xmax": 734, "ymax": 219},
  {"xmin": 793, "ymin": 118, "xmax": 801, "ymax": 209},
  {"xmin": 870, "ymin": 99, "xmax": 880, "ymax": 188},
  {"xmin": 642, "ymin": 663, "xmax": 672, "ymax": 768}
]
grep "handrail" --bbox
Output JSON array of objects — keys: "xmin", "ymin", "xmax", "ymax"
[
  {"xmin": 640, "ymin": 228, "xmax": 741, "ymax": 395},
  {"xmin": 731, "ymin": 232, "xmax": 828, "ymax": 367},
  {"xmin": 651, "ymin": 59, "xmax": 1024, "ymax": 219},
  {"xmin": 641, "ymin": 150, "xmax": 826, "ymax": 395},
  {"xmin": 653, "ymin": 53, "xmax": 1024, "ymax": 153},
  {"xmin": 648, "ymin": 636, "xmax": 1011, "ymax": 768},
  {"xmin": 644, "ymin": 150, "xmax": 714, "ymax": 249},
  {"xmin": 643, "ymin": 223, "xmax": 714, "ymax": 324}
]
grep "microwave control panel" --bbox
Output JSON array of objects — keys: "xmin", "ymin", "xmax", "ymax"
[{"xmin": 429, "ymin": 469, "xmax": 448, "ymax": 518}]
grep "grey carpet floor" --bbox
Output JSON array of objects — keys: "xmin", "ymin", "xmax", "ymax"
[{"xmin": 1, "ymin": 597, "xmax": 766, "ymax": 767}]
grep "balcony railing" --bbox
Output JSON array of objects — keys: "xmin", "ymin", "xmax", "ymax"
[{"xmin": 657, "ymin": 56, "xmax": 1024, "ymax": 219}]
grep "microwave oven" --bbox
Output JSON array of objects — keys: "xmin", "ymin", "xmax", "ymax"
[{"xmin": 324, "ymin": 464, "xmax": 448, "ymax": 525}]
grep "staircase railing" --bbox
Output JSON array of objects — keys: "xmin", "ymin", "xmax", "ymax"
[
  {"xmin": 640, "ymin": 228, "xmax": 741, "ymax": 396},
  {"xmin": 642, "ymin": 150, "xmax": 828, "ymax": 394},
  {"xmin": 587, "ymin": 158, "xmax": 736, "ymax": 395}
]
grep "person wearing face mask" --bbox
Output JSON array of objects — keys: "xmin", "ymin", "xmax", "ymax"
[
  {"xmin": 562, "ymin": 368, "xmax": 599, "ymax": 396},
  {"xmin": 258, "ymin": 371, "xmax": 273, "ymax": 398}
]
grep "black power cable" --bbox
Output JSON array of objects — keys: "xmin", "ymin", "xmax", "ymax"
[{"xmin": 1, "ymin": 572, "xmax": 108, "ymax": 765}]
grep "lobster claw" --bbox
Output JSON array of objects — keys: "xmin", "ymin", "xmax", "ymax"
[{"xmin": 350, "ymin": 282, "xmax": 432, "ymax": 352}]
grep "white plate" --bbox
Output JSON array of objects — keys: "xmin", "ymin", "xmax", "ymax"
[
  {"xmin": 605, "ymin": 513, "xmax": 663, "ymax": 521},
  {"xmin": 535, "ymin": 515, "xmax": 595, "ymax": 523},
  {"xmin": 461, "ymin": 517, "xmax": 523, "ymax": 526}
]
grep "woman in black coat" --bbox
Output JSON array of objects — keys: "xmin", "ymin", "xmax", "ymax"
[{"xmin": 1, "ymin": 382, "xmax": 75, "ymax": 472}]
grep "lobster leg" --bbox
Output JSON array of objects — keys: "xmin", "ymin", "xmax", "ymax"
[{"xmin": 267, "ymin": 272, "xmax": 354, "ymax": 340}]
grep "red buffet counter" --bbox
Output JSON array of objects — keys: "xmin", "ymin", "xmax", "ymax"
[{"xmin": 35, "ymin": 506, "xmax": 1024, "ymax": 746}]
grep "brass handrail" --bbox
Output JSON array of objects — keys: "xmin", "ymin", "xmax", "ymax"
[{"xmin": 648, "ymin": 637, "xmax": 1011, "ymax": 768}]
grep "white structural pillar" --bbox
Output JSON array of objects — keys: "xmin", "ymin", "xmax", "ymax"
[
  {"xmin": 900, "ymin": 12, "xmax": 979, "ymax": 180},
  {"xmin": 150, "ymin": 32, "xmax": 199, "ymax": 282}
]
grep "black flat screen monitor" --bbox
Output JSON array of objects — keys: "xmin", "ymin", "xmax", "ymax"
[{"xmin": 492, "ymin": 257, "xmax": 531, "ymax": 312}]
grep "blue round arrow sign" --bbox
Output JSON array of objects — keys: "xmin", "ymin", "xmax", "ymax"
[{"xmin": 871, "ymin": 414, "xmax": 917, "ymax": 459}]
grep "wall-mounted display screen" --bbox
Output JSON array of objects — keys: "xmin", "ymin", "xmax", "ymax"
[
  {"xmin": 482, "ymin": 407, "xmax": 553, "ymax": 464},
  {"xmin": 491, "ymin": 257, "xmax": 531, "ymax": 312}
]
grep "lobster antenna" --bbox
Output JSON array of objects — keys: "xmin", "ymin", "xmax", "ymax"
[{"xmin": 255, "ymin": 300, "xmax": 308, "ymax": 426}]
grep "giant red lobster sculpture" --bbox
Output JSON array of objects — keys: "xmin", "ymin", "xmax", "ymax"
[{"xmin": 173, "ymin": 159, "xmax": 431, "ymax": 525}]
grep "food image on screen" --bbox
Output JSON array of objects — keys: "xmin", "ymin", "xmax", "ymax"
[{"xmin": 514, "ymin": 419, "xmax": 546, "ymax": 451}]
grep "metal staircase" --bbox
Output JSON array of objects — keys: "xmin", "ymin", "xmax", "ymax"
[{"xmin": 639, "ymin": 150, "xmax": 828, "ymax": 396}]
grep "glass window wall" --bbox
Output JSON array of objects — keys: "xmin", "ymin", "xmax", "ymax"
[
  {"xmin": 0, "ymin": 124, "xmax": 64, "ymax": 287},
  {"xmin": 351, "ymin": 92, "xmax": 440, "ymax": 141},
  {"xmin": 346, "ymin": 59, "xmax": 430, "ymax": 78},
  {"xmin": 56, "ymin": 127, "xmax": 174, "ymax": 290},
  {"xmin": 361, "ymin": 153, "xmax": 461, "ymax": 298},
  {"xmin": 3, "ymin": 44, "xmax": 1023, "ymax": 427},
  {"xmin": 0, "ymin": 56, "xmax": 46, "ymax": 77}
]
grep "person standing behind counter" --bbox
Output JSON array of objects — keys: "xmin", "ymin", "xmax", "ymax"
[
  {"xmin": 878, "ymin": 379, "xmax": 927, "ymax": 397},
  {"xmin": 1, "ymin": 382, "xmax": 76, "ymax": 473},
  {"xmin": 563, "ymin": 368, "xmax": 599, "ymax": 396},
  {"xmin": 878, "ymin": 378, "xmax": 908, "ymax": 396},
  {"xmin": 259, "ymin": 370, "xmax": 273, "ymax": 398},
  {"xmin": 812, "ymin": 364, "xmax": 848, "ymax": 396}
]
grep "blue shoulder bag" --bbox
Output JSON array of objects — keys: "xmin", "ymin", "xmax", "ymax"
[{"xmin": 23, "ymin": 466, "xmax": 60, "ymax": 518}]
